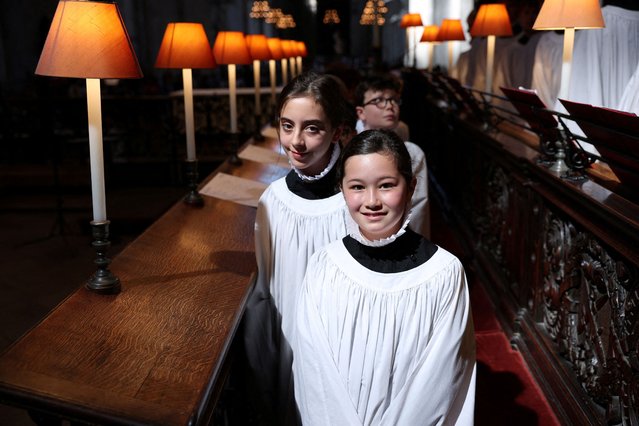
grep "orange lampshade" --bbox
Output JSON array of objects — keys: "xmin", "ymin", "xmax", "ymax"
[
  {"xmin": 436, "ymin": 19, "xmax": 466, "ymax": 41},
  {"xmin": 533, "ymin": 0, "xmax": 604, "ymax": 30},
  {"xmin": 155, "ymin": 23, "xmax": 216, "ymax": 69},
  {"xmin": 213, "ymin": 31, "xmax": 252, "ymax": 65},
  {"xmin": 420, "ymin": 25, "xmax": 440, "ymax": 42},
  {"xmin": 470, "ymin": 4, "xmax": 513, "ymax": 37},
  {"xmin": 36, "ymin": 0, "xmax": 141, "ymax": 79},
  {"xmin": 267, "ymin": 37, "xmax": 285, "ymax": 60},
  {"xmin": 280, "ymin": 40, "xmax": 298, "ymax": 58},
  {"xmin": 400, "ymin": 13, "xmax": 423, "ymax": 28},
  {"xmin": 296, "ymin": 41, "xmax": 308, "ymax": 57},
  {"xmin": 246, "ymin": 34, "xmax": 272, "ymax": 61}
]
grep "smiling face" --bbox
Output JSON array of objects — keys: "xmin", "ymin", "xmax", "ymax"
[
  {"xmin": 342, "ymin": 152, "xmax": 413, "ymax": 241},
  {"xmin": 356, "ymin": 89, "xmax": 401, "ymax": 131},
  {"xmin": 278, "ymin": 96, "xmax": 339, "ymax": 176}
]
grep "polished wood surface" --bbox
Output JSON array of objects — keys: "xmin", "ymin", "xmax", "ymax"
[{"xmin": 0, "ymin": 133, "xmax": 287, "ymax": 425}]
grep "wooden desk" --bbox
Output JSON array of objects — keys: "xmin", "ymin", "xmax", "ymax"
[{"xmin": 0, "ymin": 134, "xmax": 286, "ymax": 425}]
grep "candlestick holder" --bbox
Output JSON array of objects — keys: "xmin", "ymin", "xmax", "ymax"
[
  {"xmin": 86, "ymin": 220, "xmax": 121, "ymax": 294},
  {"xmin": 253, "ymin": 112, "xmax": 265, "ymax": 141},
  {"xmin": 229, "ymin": 132, "xmax": 243, "ymax": 166},
  {"xmin": 184, "ymin": 159, "xmax": 204, "ymax": 206}
]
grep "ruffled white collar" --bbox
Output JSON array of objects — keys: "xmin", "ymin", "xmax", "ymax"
[
  {"xmin": 349, "ymin": 210, "xmax": 413, "ymax": 247},
  {"xmin": 292, "ymin": 143, "xmax": 341, "ymax": 182}
]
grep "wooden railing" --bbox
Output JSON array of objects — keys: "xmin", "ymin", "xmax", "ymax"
[{"xmin": 425, "ymin": 86, "xmax": 639, "ymax": 425}]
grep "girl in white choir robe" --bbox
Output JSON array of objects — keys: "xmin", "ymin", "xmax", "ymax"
[
  {"xmin": 243, "ymin": 72, "xmax": 353, "ymax": 424},
  {"xmin": 293, "ymin": 129, "xmax": 476, "ymax": 425}
]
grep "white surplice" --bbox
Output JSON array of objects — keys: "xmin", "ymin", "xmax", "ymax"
[
  {"xmin": 530, "ymin": 31, "xmax": 563, "ymax": 109},
  {"xmin": 244, "ymin": 175, "xmax": 350, "ymax": 423},
  {"xmin": 293, "ymin": 241, "xmax": 476, "ymax": 426}
]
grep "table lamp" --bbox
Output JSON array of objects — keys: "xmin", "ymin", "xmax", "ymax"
[
  {"xmin": 281, "ymin": 40, "xmax": 297, "ymax": 80},
  {"xmin": 155, "ymin": 22, "xmax": 216, "ymax": 206},
  {"xmin": 436, "ymin": 19, "xmax": 466, "ymax": 73},
  {"xmin": 469, "ymin": 4, "xmax": 513, "ymax": 95},
  {"xmin": 533, "ymin": 0, "xmax": 604, "ymax": 99},
  {"xmin": 296, "ymin": 41, "xmax": 307, "ymax": 75},
  {"xmin": 400, "ymin": 13, "xmax": 423, "ymax": 68},
  {"xmin": 420, "ymin": 25, "xmax": 440, "ymax": 72},
  {"xmin": 213, "ymin": 31, "xmax": 252, "ymax": 164},
  {"xmin": 246, "ymin": 34, "xmax": 272, "ymax": 140},
  {"xmin": 36, "ymin": 0, "xmax": 142, "ymax": 295}
]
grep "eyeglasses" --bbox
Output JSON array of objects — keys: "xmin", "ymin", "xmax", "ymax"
[{"xmin": 362, "ymin": 96, "xmax": 402, "ymax": 109}]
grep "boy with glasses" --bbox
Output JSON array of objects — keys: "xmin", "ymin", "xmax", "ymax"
[{"xmin": 353, "ymin": 75, "xmax": 430, "ymax": 238}]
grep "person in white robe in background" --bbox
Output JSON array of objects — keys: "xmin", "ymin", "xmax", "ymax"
[
  {"xmin": 563, "ymin": 4, "xmax": 639, "ymax": 110},
  {"xmin": 354, "ymin": 75, "xmax": 430, "ymax": 239},
  {"xmin": 244, "ymin": 72, "xmax": 353, "ymax": 425},
  {"xmin": 618, "ymin": 62, "xmax": 639, "ymax": 114},
  {"xmin": 293, "ymin": 129, "xmax": 476, "ymax": 425},
  {"xmin": 530, "ymin": 31, "xmax": 563, "ymax": 108}
]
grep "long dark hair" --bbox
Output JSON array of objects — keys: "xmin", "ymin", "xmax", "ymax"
[
  {"xmin": 337, "ymin": 129, "xmax": 413, "ymax": 187},
  {"xmin": 277, "ymin": 71, "xmax": 351, "ymax": 131}
]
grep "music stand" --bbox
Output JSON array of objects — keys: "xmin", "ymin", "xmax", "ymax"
[{"xmin": 560, "ymin": 99, "xmax": 639, "ymax": 192}]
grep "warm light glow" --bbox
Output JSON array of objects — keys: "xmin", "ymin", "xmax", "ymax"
[
  {"xmin": 296, "ymin": 41, "xmax": 308, "ymax": 57},
  {"xmin": 470, "ymin": 4, "xmax": 513, "ymax": 37},
  {"xmin": 323, "ymin": 9, "xmax": 340, "ymax": 25},
  {"xmin": 35, "ymin": 0, "xmax": 141, "ymax": 226},
  {"xmin": 36, "ymin": 0, "xmax": 142, "ymax": 79},
  {"xmin": 533, "ymin": 0, "xmax": 605, "ymax": 100},
  {"xmin": 213, "ymin": 31, "xmax": 252, "ymax": 65},
  {"xmin": 436, "ymin": 19, "xmax": 466, "ymax": 41},
  {"xmin": 246, "ymin": 34, "xmax": 272, "ymax": 61},
  {"xmin": 533, "ymin": 0, "xmax": 605, "ymax": 30},
  {"xmin": 155, "ymin": 23, "xmax": 216, "ymax": 69},
  {"xmin": 280, "ymin": 40, "xmax": 298, "ymax": 58},
  {"xmin": 266, "ymin": 37, "xmax": 285, "ymax": 60},
  {"xmin": 400, "ymin": 13, "xmax": 423, "ymax": 28},
  {"xmin": 360, "ymin": 0, "xmax": 388, "ymax": 25},
  {"xmin": 420, "ymin": 25, "xmax": 440, "ymax": 42}
]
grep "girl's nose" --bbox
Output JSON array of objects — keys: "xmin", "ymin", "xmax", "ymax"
[{"xmin": 365, "ymin": 188, "xmax": 382, "ymax": 209}]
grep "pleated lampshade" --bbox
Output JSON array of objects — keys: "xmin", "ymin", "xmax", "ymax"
[
  {"xmin": 436, "ymin": 19, "xmax": 466, "ymax": 41},
  {"xmin": 155, "ymin": 22, "xmax": 216, "ymax": 69},
  {"xmin": 36, "ymin": 0, "xmax": 141, "ymax": 79},
  {"xmin": 470, "ymin": 4, "xmax": 513, "ymax": 37},
  {"xmin": 420, "ymin": 25, "xmax": 440, "ymax": 42},
  {"xmin": 400, "ymin": 13, "xmax": 423, "ymax": 28},
  {"xmin": 246, "ymin": 34, "xmax": 272, "ymax": 61},
  {"xmin": 296, "ymin": 41, "xmax": 308, "ymax": 57},
  {"xmin": 533, "ymin": 0, "xmax": 604, "ymax": 30},
  {"xmin": 267, "ymin": 37, "xmax": 285, "ymax": 60},
  {"xmin": 213, "ymin": 31, "xmax": 252, "ymax": 65}
]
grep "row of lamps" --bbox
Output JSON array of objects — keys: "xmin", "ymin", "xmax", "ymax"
[
  {"xmin": 35, "ymin": 0, "xmax": 306, "ymax": 295},
  {"xmin": 403, "ymin": 0, "xmax": 604, "ymax": 104}
]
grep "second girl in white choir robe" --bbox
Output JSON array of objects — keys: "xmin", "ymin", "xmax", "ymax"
[
  {"xmin": 293, "ymin": 129, "xmax": 477, "ymax": 425},
  {"xmin": 243, "ymin": 72, "xmax": 353, "ymax": 424}
]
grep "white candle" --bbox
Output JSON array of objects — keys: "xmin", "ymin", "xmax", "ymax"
[
  {"xmin": 485, "ymin": 35, "xmax": 496, "ymax": 95},
  {"xmin": 86, "ymin": 78, "xmax": 107, "ymax": 222},
  {"xmin": 229, "ymin": 64, "xmax": 238, "ymax": 133},
  {"xmin": 281, "ymin": 58, "xmax": 288, "ymax": 85},
  {"xmin": 289, "ymin": 57, "xmax": 296, "ymax": 79},
  {"xmin": 253, "ymin": 60, "xmax": 262, "ymax": 116},
  {"xmin": 559, "ymin": 27, "xmax": 575, "ymax": 100},
  {"xmin": 269, "ymin": 59, "xmax": 277, "ymax": 106},
  {"xmin": 182, "ymin": 68, "xmax": 196, "ymax": 161}
]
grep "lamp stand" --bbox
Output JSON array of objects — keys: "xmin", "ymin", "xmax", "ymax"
[
  {"xmin": 253, "ymin": 60, "xmax": 265, "ymax": 141},
  {"xmin": 183, "ymin": 159, "xmax": 204, "ymax": 206},
  {"xmin": 558, "ymin": 27, "xmax": 575, "ymax": 100},
  {"xmin": 229, "ymin": 132, "xmax": 242, "ymax": 165},
  {"xmin": 87, "ymin": 220, "xmax": 121, "ymax": 294},
  {"xmin": 269, "ymin": 59, "xmax": 278, "ymax": 127},
  {"xmin": 485, "ymin": 35, "xmax": 496, "ymax": 96}
]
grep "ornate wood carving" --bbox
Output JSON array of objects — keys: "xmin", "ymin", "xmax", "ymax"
[{"xmin": 539, "ymin": 209, "xmax": 639, "ymax": 425}]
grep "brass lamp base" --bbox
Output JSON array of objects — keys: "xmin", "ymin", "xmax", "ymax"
[{"xmin": 184, "ymin": 159, "xmax": 204, "ymax": 207}]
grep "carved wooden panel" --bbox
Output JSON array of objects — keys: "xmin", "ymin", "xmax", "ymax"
[{"xmin": 539, "ymin": 208, "xmax": 639, "ymax": 425}]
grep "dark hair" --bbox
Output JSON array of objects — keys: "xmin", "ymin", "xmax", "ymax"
[
  {"xmin": 354, "ymin": 75, "xmax": 403, "ymax": 106},
  {"xmin": 337, "ymin": 129, "xmax": 413, "ymax": 187},
  {"xmin": 277, "ymin": 71, "xmax": 351, "ymax": 130}
]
